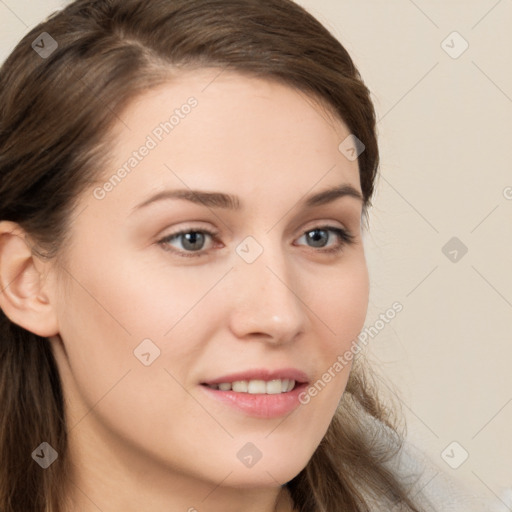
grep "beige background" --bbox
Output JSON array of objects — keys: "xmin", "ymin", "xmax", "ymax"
[{"xmin": 1, "ymin": 0, "xmax": 511, "ymax": 505}]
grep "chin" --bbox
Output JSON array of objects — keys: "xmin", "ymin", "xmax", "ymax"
[{"xmin": 218, "ymin": 449, "xmax": 312, "ymax": 489}]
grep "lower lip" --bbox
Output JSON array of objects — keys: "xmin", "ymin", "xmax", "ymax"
[{"xmin": 199, "ymin": 383, "xmax": 308, "ymax": 419}]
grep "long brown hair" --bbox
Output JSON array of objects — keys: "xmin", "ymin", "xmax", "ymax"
[{"xmin": 0, "ymin": 1, "xmax": 423, "ymax": 510}]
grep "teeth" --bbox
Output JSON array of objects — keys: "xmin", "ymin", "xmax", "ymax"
[
  {"xmin": 266, "ymin": 379, "xmax": 282, "ymax": 394},
  {"xmin": 248, "ymin": 379, "xmax": 266, "ymax": 394},
  {"xmin": 206, "ymin": 379, "xmax": 296, "ymax": 394},
  {"xmin": 232, "ymin": 381, "xmax": 248, "ymax": 392}
]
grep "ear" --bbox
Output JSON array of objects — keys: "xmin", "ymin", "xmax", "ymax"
[{"xmin": 0, "ymin": 221, "xmax": 59, "ymax": 337}]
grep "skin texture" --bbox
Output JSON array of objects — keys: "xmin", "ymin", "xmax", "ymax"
[{"xmin": 0, "ymin": 69, "xmax": 369, "ymax": 512}]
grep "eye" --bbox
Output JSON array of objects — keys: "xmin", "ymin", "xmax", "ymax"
[
  {"xmin": 158, "ymin": 227, "xmax": 219, "ymax": 258},
  {"xmin": 157, "ymin": 225, "xmax": 355, "ymax": 258},
  {"xmin": 295, "ymin": 226, "xmax": 355, "ymax": 255}
]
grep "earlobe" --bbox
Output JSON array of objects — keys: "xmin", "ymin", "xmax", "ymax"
[{"xmin": 0, "ymin": 221, "xmax": 59, "ymax": 337}]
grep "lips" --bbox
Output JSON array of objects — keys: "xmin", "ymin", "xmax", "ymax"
[{"xmin": 199, "ymin": 368, "xmax": 310, "ymax": 418}]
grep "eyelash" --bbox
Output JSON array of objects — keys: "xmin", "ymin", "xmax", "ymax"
[{"xmin": 157, "ymin": 225, "xmax": 355, "ymax": 259}]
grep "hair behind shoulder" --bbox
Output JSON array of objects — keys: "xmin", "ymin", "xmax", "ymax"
[{"xmin": 0, "ymin": 1, "xmax": 422, "ymax": 510}]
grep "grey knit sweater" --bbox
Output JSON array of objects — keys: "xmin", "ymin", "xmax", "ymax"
[{"xmin": 361, "ymin": 413, "xmax": 507, "ymax": 511}]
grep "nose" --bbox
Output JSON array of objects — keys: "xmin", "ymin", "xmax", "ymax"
[{"xmin": 227, "ymin": 237, "xmax": 307, "ymax": 345}]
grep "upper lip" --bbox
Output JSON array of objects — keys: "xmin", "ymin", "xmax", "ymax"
[{"xmin": 201, "ymin": 368, "xmax": 309, "ymax": 385}]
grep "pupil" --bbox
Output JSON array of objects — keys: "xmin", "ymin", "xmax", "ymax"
[
  {"xmin": 183, "ymin": 232, "xmax": 204, "ymax": 251},
  {"xmin": 308, "ymin": 229, "xmax": 327, "ymax": 247}
]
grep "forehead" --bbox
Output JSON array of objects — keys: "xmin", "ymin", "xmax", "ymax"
[{"xmin": 88, "ymin": 68, "xmax": 361, "ymax": 215}]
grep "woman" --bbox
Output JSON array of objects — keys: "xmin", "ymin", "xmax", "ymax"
[{"xmin": 0, "ymin": 0, "xmax": 494, "ymax": 511}]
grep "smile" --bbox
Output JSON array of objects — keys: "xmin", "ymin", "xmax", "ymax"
[{"xmin": 203, "ymin": 378, "xmax": 296, "ymax": 394}]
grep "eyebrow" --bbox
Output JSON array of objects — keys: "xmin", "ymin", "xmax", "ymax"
[{"xmin": 132, "ymin": 183, "xmax": 363, "ymax": 213}]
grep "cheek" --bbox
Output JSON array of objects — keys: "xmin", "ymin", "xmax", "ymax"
[
  {"xmin": 54, "ymin": 257, "xmax": 217, "ymax": 469},
  {"xmin": 59, "ymin": 247, "xmax": 212, "ymax": 345},
  {"xmin": 310, "ymin": 257, "xmax": 370, "ymax": 354},
  {"xmin": 298, "ymin": 257, "xmax": 369, "ymax": 415},
  {"xmin": 54, "ymin": 247, "xmax": 226, "ymax": 414}
]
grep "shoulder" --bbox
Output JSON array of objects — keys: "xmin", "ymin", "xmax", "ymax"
[
  {"xmin": 387, "ymin": 436, "xmax": 503, "ymax": 511},
  {"xmin": 359, "ymin": 412, "xmax": 500, "ymax": 511}
]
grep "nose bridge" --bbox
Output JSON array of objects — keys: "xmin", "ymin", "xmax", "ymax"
[{"xmin": 228, "ymin": 231, "xmax": 306, "ymax": 342}]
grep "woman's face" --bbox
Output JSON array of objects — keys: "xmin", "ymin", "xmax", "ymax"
[{"xmin": 49, "ymin": 69, "xmax": 369, "ymax": 498}]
